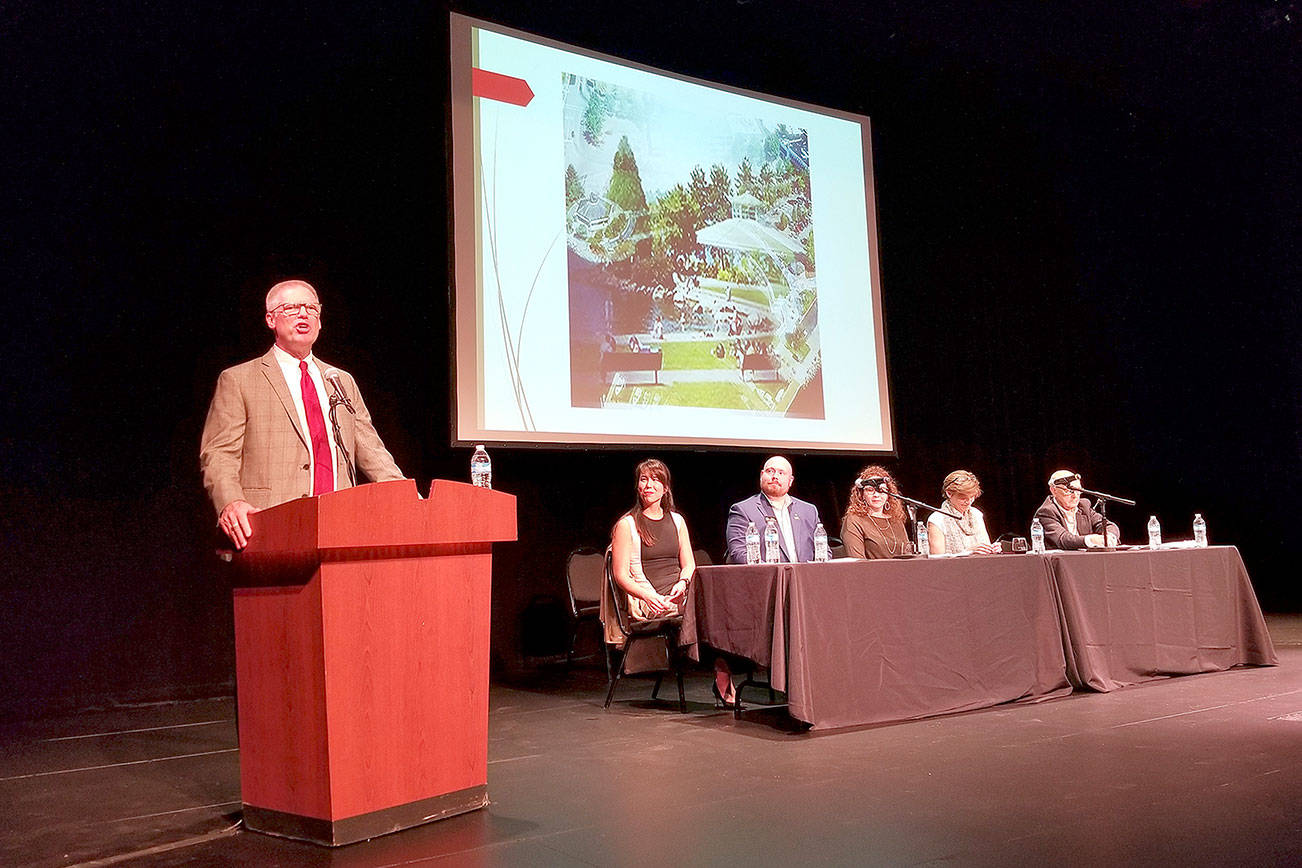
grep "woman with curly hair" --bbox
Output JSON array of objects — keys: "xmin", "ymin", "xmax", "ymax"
[{"xmin": 841, "ymin": 465, "xmax": 912, "ymax": 559}]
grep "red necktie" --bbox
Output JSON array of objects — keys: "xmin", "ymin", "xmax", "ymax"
[{"xmin": 299, "ymin": 360, "xmax": 334, "ymax": 496}]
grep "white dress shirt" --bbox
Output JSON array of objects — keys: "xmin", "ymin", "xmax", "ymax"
[
  {"xmin": 271, "ymin": 344, "xmax": 339, "ymax": 491},
  {"xmin": 764, "ymin": 494, "xmax": 797, "ymax": 562}
]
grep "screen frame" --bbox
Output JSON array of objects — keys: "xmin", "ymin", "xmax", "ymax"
[{"xmin": 448, "ymin": 12, "xmax": 895, "ymax": 455}]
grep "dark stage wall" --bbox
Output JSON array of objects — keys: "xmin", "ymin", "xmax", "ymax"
[{"xmin": 3, "ymin": 1, "xmax": 1298, "ymax": 721}]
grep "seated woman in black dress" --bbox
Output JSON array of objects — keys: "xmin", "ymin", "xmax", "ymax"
[
  {"xmin": 610, "ymin": 458, "xmax": 696, "ymax": 622},
  {"xmin": 841, "ymin": 465, "xmax": 912, "ymax": 558}
]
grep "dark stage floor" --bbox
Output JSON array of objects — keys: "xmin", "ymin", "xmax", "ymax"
[{"xmin": 4, "ymin": 616, "xmax": 1301, "ymax": 867}]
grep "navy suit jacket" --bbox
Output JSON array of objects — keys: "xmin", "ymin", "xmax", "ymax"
[{"xmin": 725, "ymin": 493, "xmax": 821, "ymax": 564}]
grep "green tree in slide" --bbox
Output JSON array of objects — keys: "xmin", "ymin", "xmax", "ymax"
[
  {"xmin": 758, "ymin": 163, "xmax": 775, "ymax": 204},
  {"xmin": 606, "ymin": 135, "xmax": 648, "ymax": 212},
  {"xmin": 689, "ymin": 165, "xmax": 710, "ymax": 213},
  {"xmin": 582, "ymin": 88, "xmax": 610, "ymax": 144},
  {"xmin": 736, "ymin": 157, "xmax": 756, "ymax": 198},
  {"xmin": 706, "ymin": 164, "xmax": 733, "ymax": 222},
  {"xmin": 651, "ymin": 183, "xmax": 701, "ymax": 260},
  {"xmin": 564, "ymin": 164, "xmax": 584, "ymax": 207}
]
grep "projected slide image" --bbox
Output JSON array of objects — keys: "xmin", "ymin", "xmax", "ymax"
[
  {"xmin": 562, "ymin": 75, "xmax": 824, "ymax": 419},
  {"xmin": 452, "ymin": 14, "xmax": 891, "ymax": 449}
]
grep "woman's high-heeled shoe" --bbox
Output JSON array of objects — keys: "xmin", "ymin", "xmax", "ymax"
[{"xmin": 711, "ymin": 679, "xmax": 738, "ymax": 710}]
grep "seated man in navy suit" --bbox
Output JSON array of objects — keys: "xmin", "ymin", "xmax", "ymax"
[{"xmin": 725, "ymin": 456, "xmax": 822, "ymax": 563}]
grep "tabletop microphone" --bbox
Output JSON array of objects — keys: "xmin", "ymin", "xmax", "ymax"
[
  {"xmin": 321, "ymin": 367, "xmax": 355, "ymax": 414},
  {"xmin": 855, "ymin": 476, "xmax": 888, "ymax": 489}
]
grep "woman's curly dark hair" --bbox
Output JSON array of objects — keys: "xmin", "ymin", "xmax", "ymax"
[{"xmin": 845, "ymin": 465, "xmax": 901, "ymax": 517}]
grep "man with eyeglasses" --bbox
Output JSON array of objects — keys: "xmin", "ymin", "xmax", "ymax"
[
  {"xmin": 1033, "ymin": 469, "xmax": 1120, "ymax": 550},
  {"xmin": 200, "ymin": 279, "xmax": 405, "ymax": 548},
  {"xmin": 725, "ymin": 455, "xmax": 822, "ymax": 563}
]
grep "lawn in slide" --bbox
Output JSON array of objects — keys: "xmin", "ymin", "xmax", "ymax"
[{"xmin": 661, "ymin": 340, "xmax": 735, "ymax": 371}]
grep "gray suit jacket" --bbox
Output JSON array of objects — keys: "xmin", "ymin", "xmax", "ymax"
[
  {"xmin": 1033, "ymin": 495, "xmax": 1120, "ymax": 550},
  {"xmin": 199, "ymin": 349, "xmax": 404, "ymax": 515}
]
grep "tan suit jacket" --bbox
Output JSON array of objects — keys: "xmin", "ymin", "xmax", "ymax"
[{"xmin": 199, "ymin": 349, "xmax": 404, "ymax": 515}]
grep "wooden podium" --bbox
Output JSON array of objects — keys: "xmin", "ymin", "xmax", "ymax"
[{"xmin": 229, "ymin": 478, "xmax": 516, "ymax": 846}]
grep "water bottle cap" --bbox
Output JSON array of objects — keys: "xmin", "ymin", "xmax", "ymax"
[{"xmin": 475, "ymin": 444, "xmax": 485, "ymax": 450}]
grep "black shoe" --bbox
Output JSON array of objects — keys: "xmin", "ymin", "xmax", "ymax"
[{"xmin": 711, "ymin": 680, "xmax": 738, "ymax": 710}]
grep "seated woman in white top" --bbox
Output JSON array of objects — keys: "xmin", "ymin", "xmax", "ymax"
[{"xmin": 927, "ymin": 470, "xmax": 999, "ymax": 555}]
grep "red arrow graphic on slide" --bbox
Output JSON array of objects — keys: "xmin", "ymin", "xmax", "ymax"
[{"xmin": 472, "ymin": 69, "xmax": 534, "ymax": 107}]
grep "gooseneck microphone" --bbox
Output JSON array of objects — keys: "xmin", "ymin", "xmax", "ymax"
[
  {"xmin": 855, "ymin": 477, "xmax": 963, "ymax": 522},
  {"xmin": 320, "ymin": 366, "xmax": 357, "ymax": 487},
  {"xmin": 321, "ymin": 367, "xmax": 355, "ymax": 414}
]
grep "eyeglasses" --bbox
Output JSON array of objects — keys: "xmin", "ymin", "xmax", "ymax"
[{"xmin": 270, "ymin": 302, "xmax": 322, "ymax": 318}]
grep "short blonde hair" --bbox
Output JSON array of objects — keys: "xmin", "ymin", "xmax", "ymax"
[{"xmin": 942, "ymin": 470, "xmax": 981, "ymax": 499}]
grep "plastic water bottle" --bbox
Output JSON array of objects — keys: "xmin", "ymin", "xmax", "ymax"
[
  {"xmin": 1147, "ymin": 515, "xmax": 1161, "ymax": 549},
  {"xmin": 744, "ymin": 521, "xmax": 760, "ymax": 564},
  {"xmin": 470, "ymin": 445, "xmax": 492, "ymax": 489},
  {"xmin": 813, "ymin": 522, "xmax": 828, "ymax": 562},
  {"xmin": 915, "ymin": 521, "xmax": 929, "ymax": 558},
  {"xmin": 1193, "ymin": 513, "xmax": 1207, "ymax": 548},
  {"xmin": 763, "ymin": 517, "xmax": 780, "ymax": 564},
  {"xmin": 1030, "ymin": 517, "xmax": 1045, "ymax": 554}
]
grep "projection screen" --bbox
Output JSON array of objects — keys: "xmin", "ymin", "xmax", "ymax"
[{"xmin": 450, "ymin": 14, "xmax": 893, "ymax": 451}]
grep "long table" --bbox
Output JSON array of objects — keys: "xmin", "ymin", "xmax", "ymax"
[
  {"xmin": 681, "ymin": 557, "xmax": 1072, "ymax": 730},
  {"xmin": 1049, "ymin": 546, "xmax": 1277, "ymax": 691},
  {"xmin": 682, "ymin": 546, "xmax": 1276, "ymax": 730}
]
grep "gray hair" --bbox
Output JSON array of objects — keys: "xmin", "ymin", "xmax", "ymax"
[{"xmin": 265, "ymin": 279, "xmax": 320, "ymax": 312}]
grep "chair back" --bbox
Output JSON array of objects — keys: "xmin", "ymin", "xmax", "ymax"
[
  {"xmin": 827, "ymin": 535, "xmax": 846, "ymax": 560},
  {"xmin": 566, "ymin": 546, "xmax": 606, "ymax": 616},
  {"xmin": 692, "ymin": 547, "xmax": 713, "ymax": 567},
  {"xmin": 603, "ymin": 546, "xmax": 633, "ymax": 640}
]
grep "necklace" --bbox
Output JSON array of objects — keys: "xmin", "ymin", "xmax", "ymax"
[{"xmin": 865, "ymin": 513, "xmax": 906, "ymax": 556}]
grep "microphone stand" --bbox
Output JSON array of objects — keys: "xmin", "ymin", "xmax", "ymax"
[
  {"xmin": 857, "ymin": 483, "xmax": 964, "ymax": 552},
  {"xmin": 886, "ymin": 492, "xmax": 964, "ymax": 523},
  {"xmin": 893, "ymin": 493, "xmax": 961, "ymax": 554},
  {"xmin": 327, "ymin": 388, "xmax": 357, "ymax": 488},
  {"xmin": 1067, "ymin": 485, "xmax": 1135, "ymax": 548}
]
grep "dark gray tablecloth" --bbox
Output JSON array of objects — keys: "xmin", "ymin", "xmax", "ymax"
[
  {"xmin": 682, "ymin": 557, "xmax": 1071, "ymax": 730},
  {"xmin": 1047, "ymin": 545, "xmax": 1277, "ymax": 691}
]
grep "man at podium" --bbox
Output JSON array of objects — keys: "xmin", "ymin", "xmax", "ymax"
[{"xmin": 200, "ymin": 279, "xmax": 405, "ymax": 548}]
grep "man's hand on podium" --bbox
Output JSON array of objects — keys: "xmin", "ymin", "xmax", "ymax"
[{"xmin": 220, "ymin": 500, "xmax": 260, "ymax": 549}]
